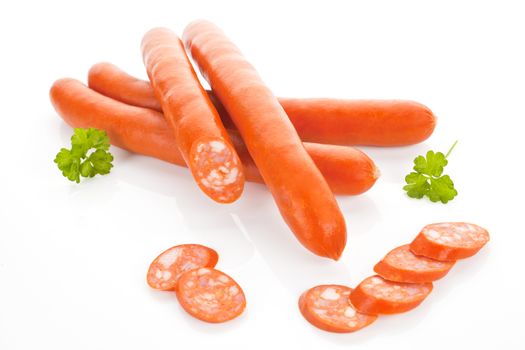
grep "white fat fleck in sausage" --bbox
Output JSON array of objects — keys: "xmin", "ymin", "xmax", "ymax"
[
  {"xmin": 209, "ymin": 140, "xmax": 226, "ymax": 152},
  {"xmin": 344, "ymin": 306, "xmax": 356, "ymax": 318},
  {"xmin": 320, "ymin": 287, "xmax": 340, "ymax": 301},
  {"xmin": 158, "ymin": 247, "xmax": 181, "ymax": 268},
  {"xmin": 197, "ymin": 268, "xmax": 211, "ymax": 276}
]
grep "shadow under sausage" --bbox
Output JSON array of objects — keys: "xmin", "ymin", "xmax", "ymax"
[
  {"xmin": 233, "ymin": 193, "xmax": 381, "ymax": 296},
  {"xmin": 114, "ymin": 153, "xmax": 257, "ymax": 268}
]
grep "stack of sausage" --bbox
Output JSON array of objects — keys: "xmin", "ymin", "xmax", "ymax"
[
  {"xmin": 299, "ymin": 222, "xmax": 490, "ymax": 333},
  {"xmin": 50, "ymin": 20, "xmax": 436, "ymax": 260}
]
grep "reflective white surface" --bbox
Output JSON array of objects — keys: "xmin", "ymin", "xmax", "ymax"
[{"xmin": 1, "ymin": 1, "xmax": 523, "ymax": 348}]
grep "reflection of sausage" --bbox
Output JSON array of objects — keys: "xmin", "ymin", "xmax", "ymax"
[
  {"xmin": 147, "ymin": 244, "xmax": 218, "ymax": 291},
  {"xmin": 176, "ymin": 268, "xmax": 246, "ymax": 323},
  {"xmin": 88, "ymin": 62, "xmax": 436, "ymax": 146},
  {"xmin": 183, "ymin": 20, "xmax": 346, "ymax": 260},
  {"xmin": 299, "ymin": 285, "xmax": 377, "ymax": 333},
  {"xmin": 374, "ymin": 245, "xmax": 455, "ymax": 283},
  {"xmin": 141, "ymin": 28, "xmax": 244, "ymax": 203},
  {"xmin": 50, "ymin": 78, "xmax": 378, "ymax": 195},
  {"xmin": 410, "ymin": 222, "xmax": 490, "ymax": 261},
  {"xmin": 350, "ymin": 275, "xmax": 433, "ymax": 315}
]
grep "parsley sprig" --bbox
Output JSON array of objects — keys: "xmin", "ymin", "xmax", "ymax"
[
  {"xmin": 54, "ymin": 128, "xmax": 114, "ymax": 183},
  {"xmin": 403, "ymin": 141, "xmax": 458, "ymax": 203}
]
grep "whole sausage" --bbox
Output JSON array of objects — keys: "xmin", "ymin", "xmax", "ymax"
[
  {"xmin": 183, "ymin": 20, "xmax": 347, "ymax": 260},
  {"xmin": 88, "ymin": 62, "xmax": 436, "ymax": 146},
  {"xmin": 141, "ymin": 28, "xmax": 244, "ymax": 204},
  {"xmin": 410, "ymin": 222, "xmax": 490, "ymax": 261},
  {"xmin": 50, "ymin": 78, "xmax": 379, "ymax": 195}
]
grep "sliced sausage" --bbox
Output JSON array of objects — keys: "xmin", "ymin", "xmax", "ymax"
[
  {"xmin": 374, "ymin": 245, "xmax": 455, "ymax": 283},
  {"xmin": 299, "ymin": 285, "xmax": 377, "ymax": 333},
  {"xmin": 176, "ymin": 267, "xmax": 246, "ymax": 323},
  {"xmin": 147, "ymin": 244, "xmax": 218, "ymax": 291},
  {"xmin": 350, "ymin": 275, "xmax": 433, "ymax": 315},
  {"xmin": 410, "ymin": 222, "xmax": 490, "ymax": 261}
]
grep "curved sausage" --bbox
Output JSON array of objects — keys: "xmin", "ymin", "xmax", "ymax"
[
  {"xmin": 349, "ymin": 275, "xmax": 433, "ymax": 315},
  {"xmin": 50, "ymin": 78, "xmax": 379, "ymax": 195},
  {"xmin": 88, "ymin": 62, "xmax": 436, "ymax": 146},
  {"xmin": 183, "ymin": 20, "xmax": 346, "ymax": 260},
  {"xmin": 176, "ymin": 267, "xmax": 246, "ymax": 323},
  {"xmin": 142, "ymin": 28, "xmax": 244, "ymax": 203},
  {"xmin": 147, "ymin": 244, "xmax": 218, "ymax": 291},
  {"xmin": 410, "ymin": 222, "xmax": 490, "ymax": 261},
  {"xmin": 299, "ymin": 285, "xmax": 377, "ymax": 333},
  {"xmin": 374, "ymin": 245, "xmax": 455, "ymax": 283}
]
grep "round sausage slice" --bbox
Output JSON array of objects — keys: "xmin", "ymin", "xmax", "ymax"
[
  {"xmin": 147, "ymin": 244, "xmax": 218, "ymax": 291},
  {"xmin": 350, "ymin": 275, "xmax": 433, "ymax": 315},
  {"xmin": 176, "ymin": 267, "xmax": 246, "ymax": 323},
  {"xmin": 299, "ymin": 285, "xmax": 377, "ymax": 333},
  {"xmin": 410, "ymin": 222, "xmax": 490, "ymax": 261},
  {"xmin": 374, "ymin": 245, "xmax": 455, "ymax": 283}
]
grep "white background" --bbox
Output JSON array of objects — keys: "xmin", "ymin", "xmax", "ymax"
[{"xmin": 1, "ymin": 1, "xmax": 524, "ymax": 348}]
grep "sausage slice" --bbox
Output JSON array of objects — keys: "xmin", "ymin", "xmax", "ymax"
[
  {"xmin": 350, "ymin": 275, "xmax": 433, "ymax": 314},
  {"xmin": 410, "ymin": 222, "xmax": 490, "ymax": 261},
  {"xmin": 374, "ymin": 245, "xmax": 455, "ymax": 283},
  {"xmin": 176, "ymin": 268, "xmax": 246, "ymax": 323},
  {"xmin": 299, "ymin": 284, "xmax": 377, "ymax": 333},
  {"xmin": 147, "ymin": 244, "xmax": 218, "ymax": 291}
]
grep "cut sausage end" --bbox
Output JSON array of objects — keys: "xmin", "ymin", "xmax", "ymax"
[
  {"xmin": 299, "ymin": 285, "xmax": 377, "ymax": 333},
  {"xmin": 410, "ymin": 222, "xmax": 490, "ymax": 261},
  {"xmin": 176, "ymin": 267, "xmax": 246, "ymax": 323},
  {"xmin": 350, "ymin": 275, "xmax": 433, "ymax": 315},
  {"xmin": 374, "ymin": 245, "xmax": 455, "ymax": 283},
  {"xmin": 147, "ymin": 244, "xmax": 218, "ymax": 291},
  {"xmin": 190, "ymin": 138, "xmax": 245, "ymax": 203}
]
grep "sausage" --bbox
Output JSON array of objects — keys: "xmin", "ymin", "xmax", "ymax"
[
  {"xmin": 410, "ymin": 222, "xmax": 490, "ymax": 261},
  {"xmin": 228, "ymin": 131, "xmax": 379, "ymax": 195},
  {"xmin": 50, "ymin": 78, "xmax": 379, "ymax": 195},
  {"xmin": 374, "ymin": 245, "xmax": 455, "ymax": 283},
  {"xmin": 147, "ymin": 244, "xmax": 218, "ymax": 291},
  {"xmin": 50, "ymin": 78, "xmax": 184, "ymax": 164},
  {"xmin": 279, "ymin": 98, "xmax": 435, "ymax": 146},
  {"xmin": 88, "ymin": 62, "xmax": 436, "ymax": 146},
  {"xmin": 298, "ymin": 285, "xmax": 377, "ymax": 333},
  {"xmin": 141, "ymin": 28, "xmax": 244, "ymax": 204},
  {"xmin": 349, "ymin": 275, "xmax": 433, "ymax": 315},
  {"xmin": 183, "ymin": 20, "xmax": 347, "ymax": 260},
  {"xmin": 88, "ymin": 62, "xmax": 162, "ymax": 111},
  {"xmin": 176, "ymin": 267, "xmax": 246, "ymax": 323}
]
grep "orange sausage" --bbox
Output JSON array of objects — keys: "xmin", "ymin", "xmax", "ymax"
[
  {"xmin": 349, "ymin": 275, "xmax": 433, "ymax": 315},
  {"xmin": 176, "ymin": 267, "xmax": 246, "ymax": 323},
  {"xmin": 146, "ymin": 244, "xmax": 218, "ymax": 291},
  {"xmin": 299, "ymin": 285, "xmax": 377, "ymax": 333},
  {"xmin": 373, "ymin": 245, "xmax": 455, "ymax": 283},
  {"xmin": 183, "ymin": 20, "xmax": 347, "ymax": 260},
  {"xmin": 88, "ymin": 62, "xmax": 435, "ymax": 146},
  {"xmin": 49, "ymin": 78, "xmax": 378, "ymax": 195},
  {"xmin": 410, "ymin": 222, "xmax": 490, "ymax": 261},
  {"xmin": 141, "ymin": 28, "xmax": 244, "ymax": 204}
]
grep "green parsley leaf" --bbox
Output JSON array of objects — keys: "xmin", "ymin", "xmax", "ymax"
[
  {"xmin": 403, "ymin": 141, "xmax": 458, "ymax": 204},
  {"xmin": 428, "ymin": 175, "xmax": 457, "ymax": 203},
  {"xmin": 54, "ymin": 128, "xmax": 113, "ymax": 183},
  {"xmin": 403, "ymin": 172, "xmax": 430, "ymax": 199}
]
